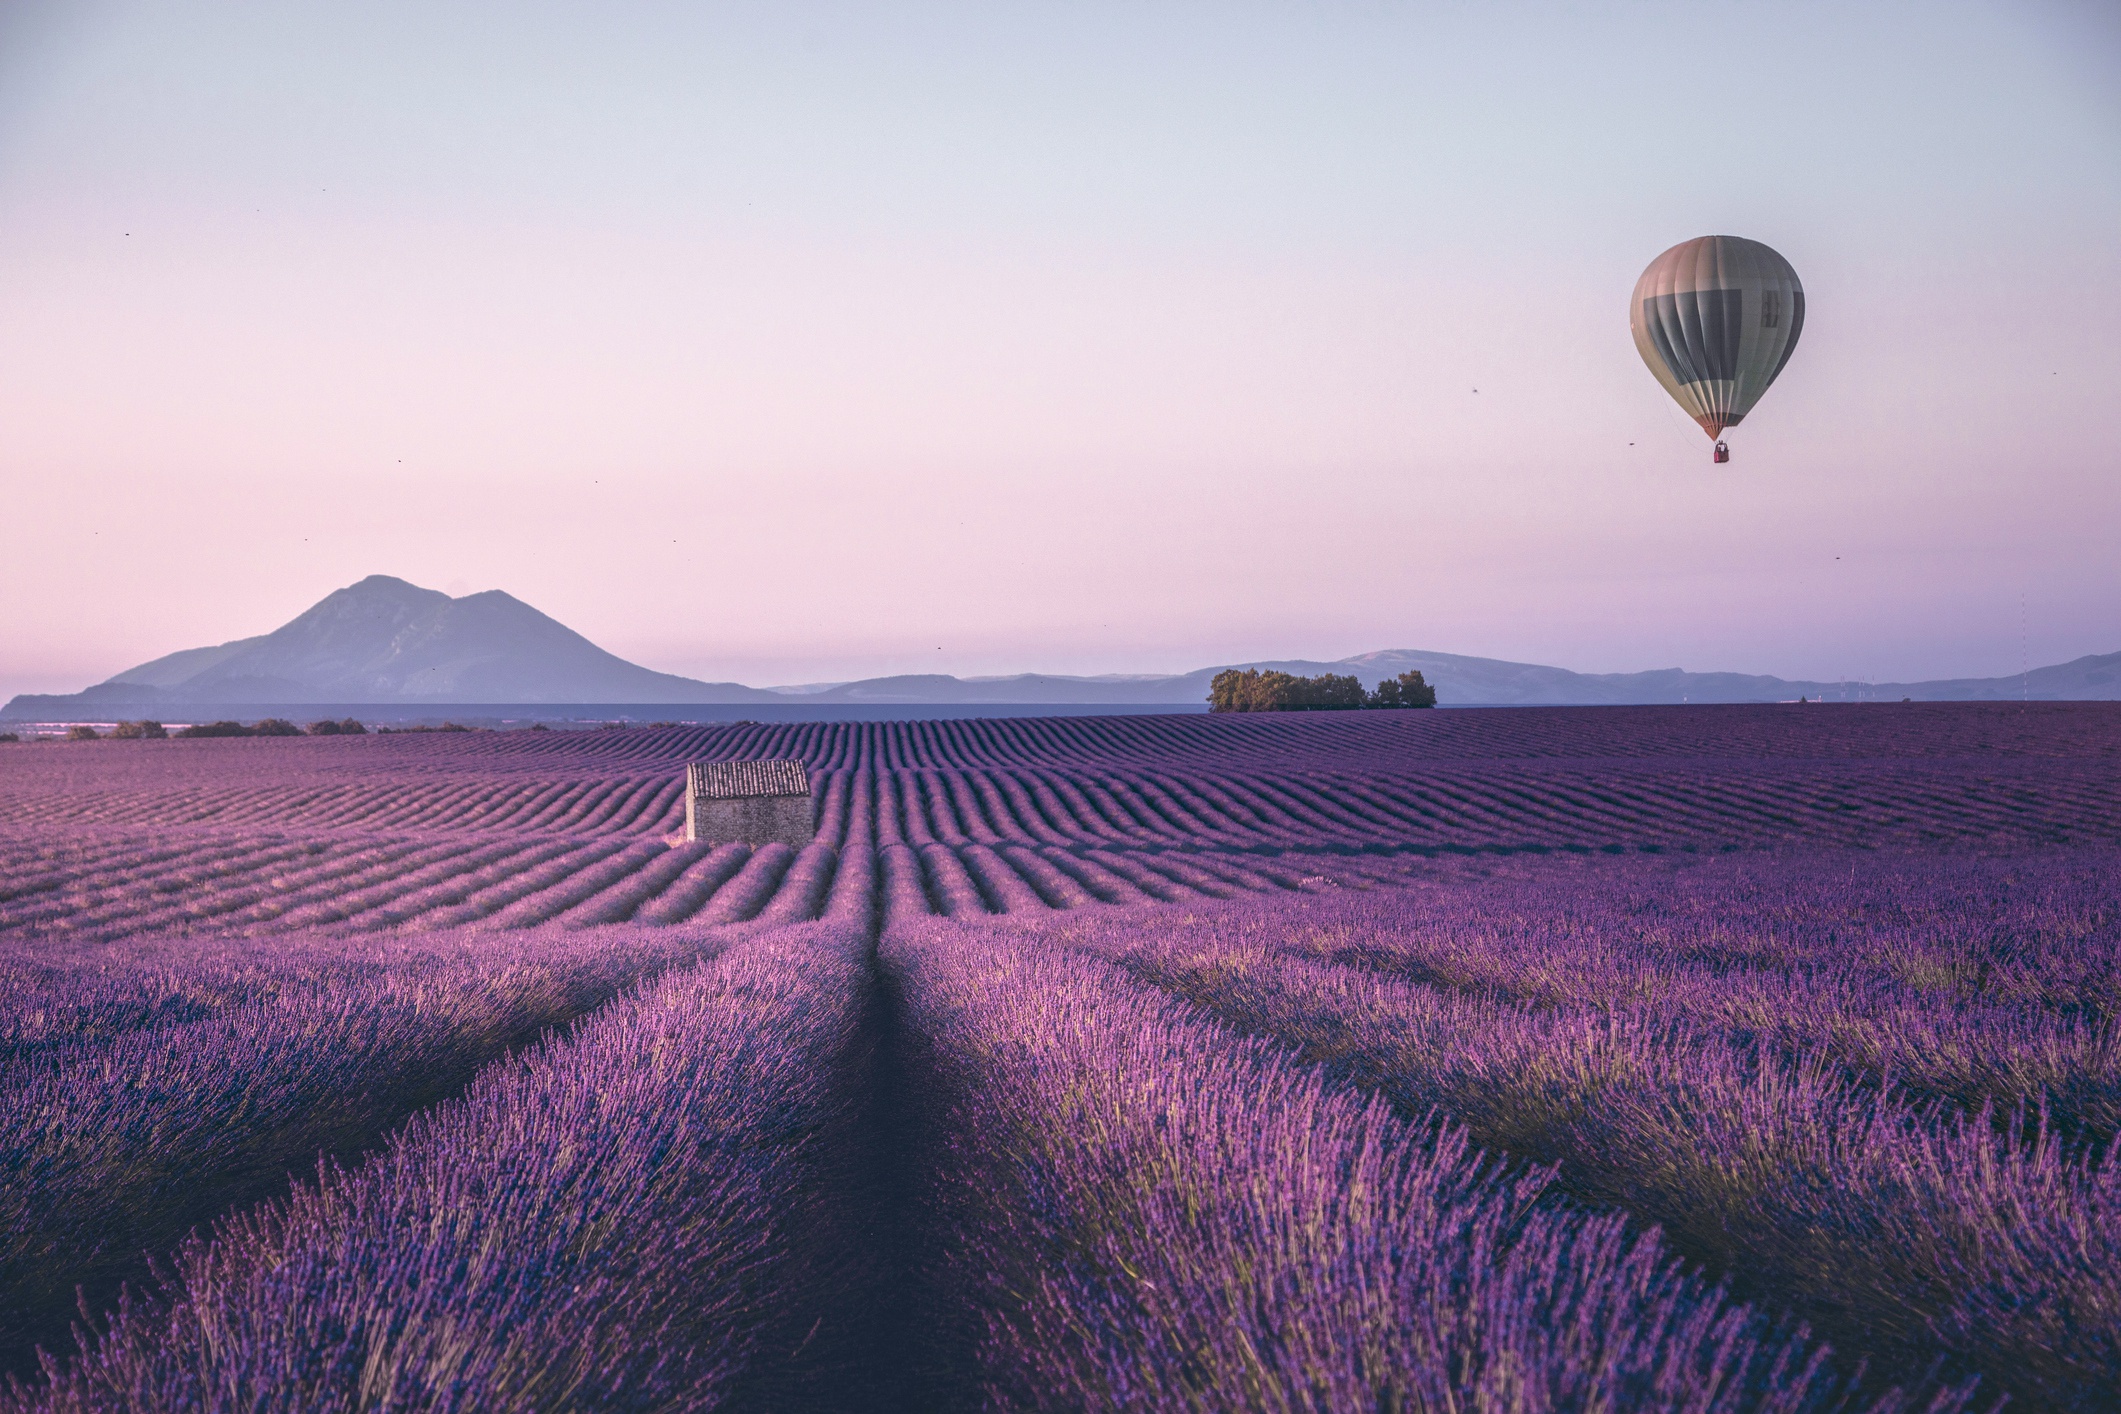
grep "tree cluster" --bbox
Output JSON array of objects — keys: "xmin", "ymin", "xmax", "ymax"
[
  {"xmin": 176, "ymin": 719, "xmax": 303, "ymax": 738},
  {"xmin": 61, "ymin": 718, "xmax": 371, "ymax": 740},
  {"xmin": 1369, "ymin": 672, "xmax": 1439, "ymax": 708},
  {"xmin": 1207, "ymin": 668, "xmax": 1437, "ymax": 713}
]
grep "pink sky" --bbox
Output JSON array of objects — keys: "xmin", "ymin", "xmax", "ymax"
[{"xmin": 2, "ymin": 2, "xmax": 2117, "ymax": 697}]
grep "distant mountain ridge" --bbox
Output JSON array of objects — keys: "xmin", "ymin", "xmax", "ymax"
[
  {"xmin": 25, "ymin": 576, "xmax": 779, "ymax": 708},
  {"xmin": 776, "ymin": 649, "xmax": 2120, "ymax": 706},
  {"xmin": 6, "ymin": 575, "xmax": 2117, "ymax": 717}
]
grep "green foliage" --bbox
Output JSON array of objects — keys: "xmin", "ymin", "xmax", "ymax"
[
  {"xmin": 173, "ymin": 719, "xmax": 301, "ymax": 738},
  {"xmin": 110, "ymin": 720, "xmax": 168, "ymax": 740},
  {"xmin": 65, "ymin": 725, "xmax": 101, "ymax": 741},
  {"xmin": 1209, "ymin": 670, "xmax": 1307, "ymax": 712},
  {"xmin": 0, "ymin": 733, "xmax": 19, "ymax": 743},
  {"xmin": 177, "ymin": 721, "xmax": 257, "ymax": 739},
  {"xmin": 1371, "ymin": 670, "xmax": 1438, "ymax": 708},
  {"xmin": 305, "ymin": 718, "xmax": 369, "ymax": 736},
  {"xmin": 1208, "ymin": 667, "xmax": 1438, "ymax": 713}
]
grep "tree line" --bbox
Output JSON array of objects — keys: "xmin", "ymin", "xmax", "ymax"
[
  {"xmin": 34, "ymin": 719, "xmax": 374, "ymax": 741},
  {"xmin": 1207, "ymin": 668, "xmax": 1437, "ymax": 713}
]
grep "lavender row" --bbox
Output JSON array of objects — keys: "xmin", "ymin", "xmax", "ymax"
[
  {"xmin": 1040, "ymin": 895, "xmax": 2121, "ymax": 1409},
  {"xmin": 8, "ymin": 919, "xmax": 869, "ymax": 1413},
  {"xmin": 0, "ymin": 836, "xmax": 377, "ymax": 936},
  {"xmin": 0, "ymin": 921, "xmax": 735, "ymax": 1382},
  {"xmin": 11, "ymin": 726, "xmax": 2119, "ymax": 851},
  {"xmin": 1265, "ymin": 852, "xmax": 2121, "ymax": 1132},
  {"xmin": 1278, "ymin": 850, "xmax": 2119, "ymax": 1012},
  {"xmin": 2, "ymin": 772, "xmax": 688, "ymax": 836},
  {"xmin": 0, "ymin": 903, "xmax": 764, "ymax": 1063},
  {"xmin": 24, "ymin": 809, "xmax": 2109, "ymax": 958},
  {"xmin": 9, "ymin": 703, "xmax": 2112, "ymax": 783},
  {"xmin": 17, "ymin": 700, "xmax": 2086, "ymax": 771},
  {"xmin": 881, "ymin": 916, "xmax": 1939, "ymax": 1413},
  {"xmin": 0, "ymin": 821, "xmax": 1250, "ymax": 944},
  {"xmin": 0, "ymin": 831, "xmax": 839, "ymax": 942}
]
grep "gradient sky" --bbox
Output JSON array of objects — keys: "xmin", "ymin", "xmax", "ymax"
[{"xmin": 2, "ymin": 1, "xmax": 2116, "ymax": 696}]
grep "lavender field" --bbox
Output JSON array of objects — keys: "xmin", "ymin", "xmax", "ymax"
[{"xmin": 1, "ymin": 703, "xmax": 2117, "ymax": 1410}]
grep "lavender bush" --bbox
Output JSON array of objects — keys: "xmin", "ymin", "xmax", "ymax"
[
  {"xmin": 1258, "ymin": 853, "xmax": 2121, "ymax": 1133},
  {"xmin": 8, "ymin": 920, "xmax": 868, "ymax": 1413},
  {"xmin": 882, "ymin": 915, "xmax": 1948, "ymax": 1413},
  {"xmin": 1038, "ymin": 888, "xmax": 2119, "ymax": 1409},
  {"xmin": 0, "ymin": 921, "xmax": 734, "ymax": 1381}
]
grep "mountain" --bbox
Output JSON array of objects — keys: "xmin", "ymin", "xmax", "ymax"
[
  {"xmin": 784, "ymin": 649, "xmax": 2121, "ymax": 706},
  {"xmin": 6, "ymin": 575, "xmax": 2116, "ymax": 717},
  {"xmin": 1330, "ymin": 648, "xmax": 2121, "ymax": 704},
  {"xmin": 16, "ymin": 576, "xmax": 777, "ymax": 707}
]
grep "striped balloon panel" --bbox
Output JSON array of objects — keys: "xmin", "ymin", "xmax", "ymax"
[{"xmin": 1629, "ymin": 235, "xmax": 1804, "ymax": 438}]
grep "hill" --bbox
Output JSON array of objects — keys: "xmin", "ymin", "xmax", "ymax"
[
  {"xmin": 5, "ymin": 575, "xmax": 2115, "ymax": 717},
  {"xmin": 784, "ymin": 649, "xmax": 2121, "ymax": 706},
  {"xmin": 18, "ymin": 575, "xmax": 776, "ymax": 708}
]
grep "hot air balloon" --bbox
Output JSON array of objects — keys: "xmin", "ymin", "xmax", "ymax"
[{"xmin": 1630, "ymin": 236, "xmax": 1803, "ymax": 463}]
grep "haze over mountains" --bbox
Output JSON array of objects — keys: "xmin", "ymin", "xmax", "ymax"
[{"xmin": 7, "ymin": 575, "xmax": 2117, "ymax": 718}]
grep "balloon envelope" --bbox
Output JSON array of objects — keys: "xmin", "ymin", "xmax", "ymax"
[{"xmin": 1630, "ymin": 235, "xmax": 1803, "ymax": 439}]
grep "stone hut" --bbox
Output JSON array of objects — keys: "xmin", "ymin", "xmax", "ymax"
[{"xmin": 685, "ymin": 759, "xmax": 815, "ymax": 847}]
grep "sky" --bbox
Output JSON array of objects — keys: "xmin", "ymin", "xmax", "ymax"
[{"xmin": 2, "ymin": 1, "xmax": 2116, "ymax": 696}]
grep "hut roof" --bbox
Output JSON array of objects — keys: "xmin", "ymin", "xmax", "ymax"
[{"xmin": 686, "ymin": 759, "xmax": 812, "ymax": 800}]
